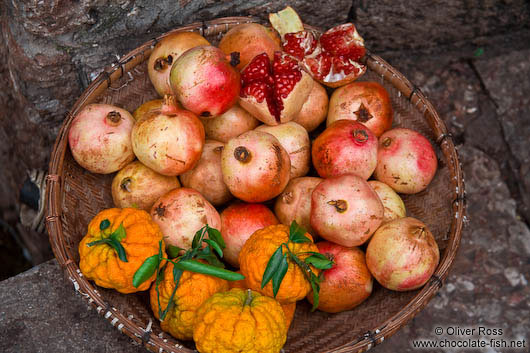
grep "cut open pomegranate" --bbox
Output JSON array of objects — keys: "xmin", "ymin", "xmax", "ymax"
[{"xmin": 239, "ymin": 51, "xmax": 313, "ymax": 126}]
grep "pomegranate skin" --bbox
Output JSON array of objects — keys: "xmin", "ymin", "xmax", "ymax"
[
  {"xmin": 132, "ymin": 99, "xmax": 164, "ymax": 121},
  {"xmin": 274, "ymin": 177, "xmax": 323, "ymax": 237},
  {"xmin": 327, "ymin": 81, "xmax": 393, "ymax": 137},
  {"xmin": 307, "ymin": 242, "xmax": 373, "ymax": 313},
  {"xmin": 179, "ymin": 140, "xmax": 233, "ymax": 206},
  {"xmin": 147, "ymin": 32, "xmax": 210, "ymax": 97},
  {"xmin": 150, "ymin": 188, "xmax": 221, "ymax": 250},
  {"xmin": 221, "ymin": 130, "xmax": 291, "ymax": 203},
  {"xmin": 366, "ymin": 217, "xmax": 440, "ymax": 291},
  {"xmin": 131, "ymin": 104, "xmax": 205, "ymax": 176},
  {"xmin": 255, "ymin": 122, "xmax": 310, "ymax": 179},
  {"xmin": 220, "ymin": 202, "xmax": 279, "ymax": 267},
  {"xmin": 170, "ymin": 45, "xmax": 240, "ymax": 118},
  {"xmin": 112, "ymin": 161, "xmax": 180, "ymax": 211},
  {"xmin": 201, "ymin": 105, "xmax": 260, "ymax": 143},
  {"xmin": 68, "ymin": 104, "xmax": 135, "ymax": 174},
  {"xmin": 219, "ymin": 23, "xmax": 281, "ymax": 70},
  {"xmin": 312, "ymin": 120, "xmax": 378, "ymax": 180},
  {"xmin": 310, "ymin": 174, "xmax": 383, "ymax": 247},
  {"xmin": 293, "ymin": 81, "xmax": 329, "ymax": 132},
  {"xmin": 374, "ymin": 128, "xmax": 438, "ymax": 194},
  {"xmin": 367, "ymin": 180, "xmax": 406, "ymax": 224}
]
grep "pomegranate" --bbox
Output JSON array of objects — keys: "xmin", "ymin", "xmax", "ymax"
[
  {"xmin": 132, "ymin": 99, "xmax": 164, "ymax": 121},
  {"xmin": 151, "ymin": 188, "xmax": 221, "ymax": 250},
  {"xmin": 201, "ymin": 105, "xmax": 260, "ymax": 143},
  {"xmin": 327, "ymin": 81, "xmax": 393, "ymax": 137},
  {"xmin": 307, "ymin": 242, "xmax": 373, "ymax": 313},
  {"xmin": 255, "ymin": 122, "xmax": 310, "ymax": 179},
  {"xmin": 366, "ymin": 217, "xmax": 440, "ymax": 291},
  {"xmin": 367, "ymin": 180, "xmax": 406, "ymax": 224},
  {"xmin": 179, "ymin": 140, "xmax": 233, "ymax": 206},
  {"xmin": 111, "ymin": 161, "xmax": 180, "ymax": 211},
  {"xmin": 220, "ymin": 202, "xmax": 279, "ymax": 267},
  {"xmin": 131, "ymin": 96, "xmax": 205, "ymax": 176},
  {"xmin": 68, "ymin": 104, "xmax": 135, "ymax": 174},
  {"xmin": 239, "ymin": 52, "xmax": 313, "ymax": 126},
  {"xmin": 219, "ymin": 23, "xmax": 281, "ymax": 70},
  {"xmin": 310, "ymin": 174, "xmax": 383, "ymax": 247},
  {"xmin": 221, "ymin": 130, "xmax": 290, "ymax": 203},
  {"xmin": 147, "ymin": 32, "xmax": 210, "ymax": 96},
  {"xmin": 270, "ymin": 7, "xmax": 366, "ymax": 88},
  {"xmin": 169, "ymin": 45, "xmax": 240, "ymax": 118},
  {"xmin": 374, "ymin": 128, "xmax": 438, "ymax": 194},
  {"xmin": 293, "ymin": 81, "xmax": 329, "ymax": 132},
  {"xmin": 312, "ymin": 120, "xmax": 378, "ymax": 180},
  {"xmin": 274, "ymin": 177, "xmax": 322, "ymax": 237}
]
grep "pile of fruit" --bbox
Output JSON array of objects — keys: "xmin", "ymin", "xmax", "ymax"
[{"xmin": 72, "ymin": 7, "xmax": 441, "ymax": 353}]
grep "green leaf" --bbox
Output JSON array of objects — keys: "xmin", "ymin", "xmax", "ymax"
[
  {"xmin": 271, "ymin": 254, "xmax": 289, "ymax": 297},
  {"xmin": 99, "ymin": 219, "xmax": 111, "ymax": 231},
  {"xmin": 309, "ymin": 272, "xmax": 321, "ymax": 311},
  {"xmin": 206, "ymin": 226, "xmax": 225, "ymax": 249},
  {"xmin": 261, "ymin": 246, "xmax": 284, "ymax": 290},
  {"xmin": 305, "ymin": 255, "xmax": 334, "ymax": 270},
  {"xmin": 167, "ymin": 245, "xmax": 184, "ymax": 259},
  {"xmin": 289, "ymin": 221, "xmax": 310, "ymax": 243},
  {"xmin": 174, "ymin": 259, "xmax": 244, "ymax": 281},
  {"xmin": 196, "ymin": 253, "xmax": 225, "ymax": 268},
  {"xmin": 133, "ymin": 254, "xmax": 159, "ymax": 288},
  {"xmin": 204, "ymin": 239, "xmax": 223, "ymax": 258},
  {"xmin": 192, "ymin": 227, "xmax": 206, "ymax": 249},
  {"xmin": 108, "ymin": 238, "xmax": 128, "ymax": 262},
  {"xmin": 110, "ymin": 223, "xmax": 127, "ymax": 242}
]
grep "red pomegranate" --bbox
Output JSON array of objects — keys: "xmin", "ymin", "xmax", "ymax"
[
  {"xmin": 179, "ymin": 140, "xmax": 233, "ymax": 207},
  {"xmin": 310, "ymin": 174, "xmax": 383, "ymax": 247},
  {"xmin": 68, "ymin": 104, "xmax": 135, "ymax": 174},
  {"xmin": 327, "ymin": 81, "xmax": 393, "ymax": 137},
  {"xmin": 312, "ymin": 120, "xmax": 378, "ymax": 180},
  {"xmin": 220, "ymin": 202, "xmax": 279, "ymax": 267},
  {"xmin": 374, "ymin": 128, "xmax": 438, "ymax": 194},
  {"xmin": 307, "ymin": 242, "xmax": 373, "ymax": 313},
  {"xmin": 239, "ymin": 52, "xmax": 313, "ymax": 126},
  {"xmin": 221, "ymin": 130, "xmax": 291, "ymax": 203},
  {"xmin": 366, "ymin": 217, "xmax": 440, "ymax": 291},
  {"xmin": 147, "ymin": 32, "xmax": 210, "ymax": 96},
  {"xmin": 293, "ymin": 81, "xmax": 329, "ymax": 132},
  {"xmin": 170, "ymin": 46, "xmax": 240, "ymax": 118},
  {"xmin": 201, "ymin": 105, "xmax": 260, "ymax": 143},
  {"xmin": 218, "ymin": 23, "xmax": 281, "ymax": 70},
  {"xmin": 151, "ymin": 188, "xmax": 221, "ymax": 250},
  {"xmin": 131, "ymin": 96, "xmax": 205, "ymax": 176}
]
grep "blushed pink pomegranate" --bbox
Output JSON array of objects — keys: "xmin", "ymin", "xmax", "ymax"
[
  {"xmin": 151, "ymin": 188, "xmax": 221, "ymax": 250},
  {"xmin": 170, "ymin": 45, "xmax": 240, "ymax": 118},
  {"xmin": 255, "ymin": 122, "xmax": 310, "ymax": 179},
  {"xmin": 220, "ymin": 202, "xmax": 279, "ymax": 267},
  {"xmin": 132, "ymin": 96, "xmax": 205, "ymax": 176},
  {"xmin": 293, "ymin": 81, "xmax": 329, "ymax": 132},
  {"xmin": 366, "ymin": 217, "xmax": 440, "ymax": 291},
  {"xmin": 312, "ymin": 120, "xmax": 378, "ymax": 179},
  {"xmin": 111, "ymin": 161, "xmax": 180, "ymax": 211},
  {"xmin": 368, "ymin": 180, "xmax": 406, "ymax": 224},
  {"xmin": 307, "ymin": 242, "xmax": 373, "ymax": 313},
  {"xmin": 311, "ymin": 174, "xmax": 383, "ymax": 247},
  {"xmin": 201, "ymin": 105, "xmax": 260, "ymax": 143},
  {"xmin": 68, "ymin": 104, "xmax": 135, "ymax": 174},
  {"xmin": 179, "ymin": 140, "xmax": 233, "ymax": 206},
  {"xmin": 327, "ymin": 81, "xmax": 393, "ymax": 137},
  {"xmin": 374, "ymin": 128, "xmax": 438, "ymax": 194},
  {"xmin": 274, "ymin": 177, "xmax": 322, "ymax": 238},
  {"xmin": 239, "ymin": 52, "xmax": 313, "ymax": 126},
  {"xmin": 147, "ymin": 32, "xmax": 210, "ymax": 97},
  {"xmin": 221, "ymin": 130, "xmax": 291, "ymax": 203}
]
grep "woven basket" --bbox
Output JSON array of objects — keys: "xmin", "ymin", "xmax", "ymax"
[{"xmin": 45, "ymin": 17, "xmax": 465, "ymax": 353}]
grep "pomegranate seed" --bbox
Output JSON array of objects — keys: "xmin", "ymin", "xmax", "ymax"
[
  {"xmin": 305, "ymin": 52, "xmax": 332, "ymax": 81},
  {"xmin": 320, "ymin": 23, "xmax": 365, "ymax": 60},
  {"xmin": 283, "ymin": 31, "xmax": 318, "ymax": 60},
  {"xmin": 241, "ymin": 53, "xmax": 272, "ymax": 85}
]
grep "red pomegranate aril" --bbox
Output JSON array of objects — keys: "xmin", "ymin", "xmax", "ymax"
[
  {"xmin": 283, "ymin": 31, "xmax": 318, "ymax": 60},
  {"xmin": 320, "ymin": 23, "xmax": 366, "ymax": 60}
]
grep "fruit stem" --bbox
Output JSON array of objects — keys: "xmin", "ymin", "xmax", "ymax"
[
  {"xmin": 244, "ymin": 289, "xmax": 253, "ymax": 306},
  {"xmin": 352, "ymin": 129, "xmax": 369, "ymax": 144},
  {"xmin": 327, "ymin": 200, "xmax": 348, "ymax": 213},
  {"xmin": 106, "ymin": 111, "xmax": 122, "ymax": 126},
  {"xmin": 234, "ymin": 146, "xmax": 251, "ymax": 163}
]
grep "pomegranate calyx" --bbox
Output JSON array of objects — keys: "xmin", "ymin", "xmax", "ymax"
[
  {"xmin": 382, "ymin": 137, "xmax": 392, "ymax": 148},
  {"xmin": 120, "ymin": 177, "xmax": 132, "ymax": 192},
  {"xmin": 355, "ymin": 103, "xmax": 373, "ymax": 122},
  {"xmin": 234, "ymin": 146, "xmax": 252, "ymax": 163},
  {"xmin": 106, "ymin": 111, "xmax": 122, "ymax": 125},
  {"xmin": 352, "ymin": 129, "xmax": 369, "ymax": 144},
  {"xmin": 161, "ymin": 95, "xmax": 181, "ymax": 116},
  {"xmin": 229, "ymin": 52, "xmax": 241, "ymax": 67},
  {"xmin": 327, "ymin": 199, "xmax": 348, "ymax": 213}
]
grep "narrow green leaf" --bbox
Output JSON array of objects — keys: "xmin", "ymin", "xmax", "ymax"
[
  {"xmin": 206, "ymin": 226, "xmax": 225, "ymax": 249},
  {"xmin": 111, "ymin": 223, "xmax": 127, "ymax": 242},
  {"xmin": 174, "ymin": 259, "xmax": 244, "ymax": 281},
  {"xmin": 289, "ymin": 221, "xmax": 310, "ymax": 243},
  {"xmin": 196, "ymin": 253, "xmax": 225, "ymax": 268},
  {"xmin": 99, "ymin": 219, "xmax": 111, "ymax": 231},
  {"xmin": 132, "ymin": 254, "xmax": 159, "ymax": 288},
  {"xmin": 108, "ymin": 238, "xmax": 128, "ymax": 262},
  {"xmin": 167, "ymin": 245, "xmax": 184, "ymax": 259},
  {"xmin": 309, "ymin": 272, "xmax": 321, "ymax": 311},
  {"xmin": 160, "ymin": 264, "xmax": 183, "ymax": 321},
  {"xmin": 271, "ymin": 254, "xmax": 289, "ymax": 297},
  {"xmin": 204, "ymin": 239, "xmax": 223, "ymax": 258},
  {"xmin": 305, "ymin": 255, "xmax": 334, "ymax": 270},
  {"xmin": 261, "ymin": 246, "xmax": 284, "ymax": 290},
  {"xmin": 87, "ymin": 238, "xmax": 109, "ymax": 247},
  {"xmin": 192, "ymin": 227, "xmax": 206, "ymax": 249}
]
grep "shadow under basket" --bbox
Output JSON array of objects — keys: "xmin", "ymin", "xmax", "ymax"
[{"xmin": 45, "ymin": 17, "xmax": 465, "ymax": 353}]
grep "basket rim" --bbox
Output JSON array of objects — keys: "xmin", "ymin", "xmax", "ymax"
[{"xmin": 44, "ymin": 15, "xmax": 465, "ymax": 353}]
